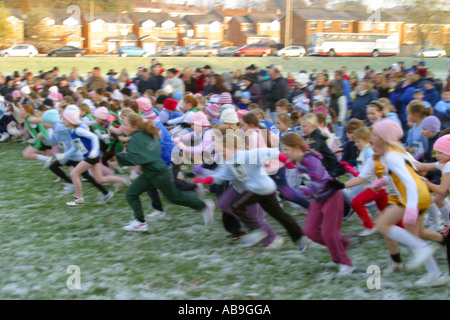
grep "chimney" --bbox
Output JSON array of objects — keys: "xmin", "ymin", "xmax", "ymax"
[
  {"xmin": 247, "ymin": 6, "xmax": 252, "ymax": 13},
  {"xmin": 276, "ymin": 9, "xmax": 281, "ymax": 15}
]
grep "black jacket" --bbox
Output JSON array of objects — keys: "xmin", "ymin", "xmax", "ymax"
[
  {"xmin": 306, "ymin": 128, "xmax": 338, "ymax": 173},
  {"xmin": 264, "ymin": 76, "xmax": 288, "ymax": 112}
]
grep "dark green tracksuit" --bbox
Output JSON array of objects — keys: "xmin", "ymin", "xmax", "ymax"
[{"xmin": 116, "ymin": 130, "xmax": 206, "ymax": 222}]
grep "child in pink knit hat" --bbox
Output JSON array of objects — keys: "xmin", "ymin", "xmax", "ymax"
[
  {"xmin": 370, "ymin": 118, "xmax": 448, "ymax": 287},
  {"xmin": 417, "ymin": 133, "xmax": 450, "ymax": 275}
]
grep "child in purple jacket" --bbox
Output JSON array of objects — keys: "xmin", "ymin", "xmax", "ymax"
[{"xmin": 279, "ymin": 132, "xmax": 356, "ymax": 276}]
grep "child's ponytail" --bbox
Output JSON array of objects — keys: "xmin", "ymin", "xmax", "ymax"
[{"xmin": 126, "ymin": 113, "xmax": 161, "ymax": 139}]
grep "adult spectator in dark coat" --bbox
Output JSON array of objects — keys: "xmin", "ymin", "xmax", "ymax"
[
  {"xmin": 265, "ymin": 66, "xmax": 288, "ymax": 122},
  {"xmin": 137, "ymin": 68, "xmax": 153, "ymax": 94},
  {"xmin": 349, "ymin": 79, "xmax": 378, "ymax": 121},
  {"xmin": 241, "ymin": 75, "xmax": 263, "ymax": 108}
]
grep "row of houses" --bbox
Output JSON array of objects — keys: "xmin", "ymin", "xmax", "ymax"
[{"xmin": 3, "ymin": 6, "xmax": 450, "ymax": 54}]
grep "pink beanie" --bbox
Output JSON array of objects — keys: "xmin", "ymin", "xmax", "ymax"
[
  {"xmin": 190, "ymin": 111, "xmax": 210, "ymax": 127},
  {"xmin": 12, "ymin": 90, "xmax": 21, "ymax": 98},
  {"xmin": 49, "ymin": 92, "xmax": 63, "ymax": 101},
  {"xmin": 63, "ymin": 109, "xmax": 80, "ymax": 125},
  {"xmin": 204, "ymin": 103, "xmax": 220, "ymax": 119},
  {"xmin": 237, "ymin": 109, "xmax": 249, "ymax": 120},
  {"xmin": 312, "ymin": 105, "xmax": 328, "ymax": 117},
  {"xmin": 219, "ymin": 92, "xmax": 233, "ymax": 105},
  {"xmin": 433, "ymin": 134, "xmax": 450, "ymax": 156},
  {"xmin": 142, "ymin": 107, "xmax": 158, "ymax": 122},
  {"xmin": 136, "ymin": 97, "xmax": 152, "ymax": 111},
  {"xmin": 372, "ymin": 118, "xmax": 403, "ymax": 145},
  {"xmin": 94, "ymin": 107, "xmax": 109, "ymax": 120}
]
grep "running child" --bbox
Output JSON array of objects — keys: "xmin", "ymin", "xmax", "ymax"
[
  {"xmin": 280, "ymin": 132, "xmax": 356, "ymax": 276},
  {"xmin": 116, "ymin": 113, "xmax": 215, "ymax": 232},
  {"xmin": 58, "ymin": 107, "xmax": 128, "ymax": 207},
  {"xmin": 369, "ymin": 118, "xmax": 447, "ymax": 287}
]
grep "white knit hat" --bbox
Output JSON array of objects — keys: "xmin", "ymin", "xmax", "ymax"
[
  {"xmin": 20, "ymin": 85, "xmax": 31, "ymax": 95},
  {"xmin": 220, "ymin": 108, "xmax": 239, "ymax": 124},
  {"xmin": 49, "ymin": 86, "xmax": 59, "ymax": 94}
]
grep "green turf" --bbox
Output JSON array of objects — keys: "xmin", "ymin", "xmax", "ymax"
[
  {"xmin": 0, "ymin": 141, "xmax": 448, "ymax": 300},
  {"xmin": 0, "ymin": 55, "xmax": 449, "ymax": 80}
]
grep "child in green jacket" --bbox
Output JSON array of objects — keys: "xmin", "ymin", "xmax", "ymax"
[{"xmin": 116, "ymin": 113, "xmax": 215, "ymax": 232}]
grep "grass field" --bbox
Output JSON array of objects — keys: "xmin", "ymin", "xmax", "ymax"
[
  {"xmin": 0, "ymin": 140, "xmax": 449, "ymax": 300},
  {"xmin": 0, "ymin": 55, "xmax": 449, "ymax": 81}
]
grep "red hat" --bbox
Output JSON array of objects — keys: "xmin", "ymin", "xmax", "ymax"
[{"xmin": 163, "ymin": 98, "xmax": 178, "ymax": 111}]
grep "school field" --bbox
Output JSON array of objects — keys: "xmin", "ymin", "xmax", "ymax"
[
  {"xmin": 0, "ymin": 55, "xmax": 449, "ymax": 80},
  {"xmin": 0, "ymin": 140, "xmax": 448, "ymax": 301}
]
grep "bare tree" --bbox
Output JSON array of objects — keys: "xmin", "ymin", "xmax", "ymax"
[
  {"xmin": 401, "ymin": 0, "xmax": 447, "ymax": 49},
  {"xmin": 0, "ymin": 9, "xmax": 13, "ymax": 48}
]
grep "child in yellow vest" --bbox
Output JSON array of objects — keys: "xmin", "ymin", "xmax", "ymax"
[{"xmin": 370, "ymin": 119, "xmax": 447, "ymax": 287}]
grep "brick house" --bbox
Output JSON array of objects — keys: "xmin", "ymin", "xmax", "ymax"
[
  {"xmin": 182, "ymin": 14, "xmax": 225, "ymax": 47},
  {"xmin": 344, "ymin": 11, "xmax": 404, "ymax": 37},
  {"xmin": 4, "ymin": 8, "xmax": 24, "ymax": 46},
  {"xmin": 44, "ymin": 9, "xmax": 85, "ymax": 48},
  {"xmin": 22, "ymin": 8, "xmax": 85, "ymax": 51},
  {"xmin": 280, "ymin": 8, "xmax": 356, "ymax": 47},
  {"xmin": 227, "ymin": 13, "xmax": 281, "ymax": 47},
  {"xmin": 210, "ymin": 7, "xmax": 282, "ymax": 44},
  {"xmin": 81, "ymin": 12, "xmax": 136, "ymax": 54},
  {"xmin": 130, "ymin": 12, "xmax": 185, "ymax": 54},
  {"xmin": 132, "ymin": 0, "xmax": 206, "ymax": 16}
]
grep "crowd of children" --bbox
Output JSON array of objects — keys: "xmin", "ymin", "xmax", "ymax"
[{"xmin": 0, "ymin": 61, "xmax": 449, "ymax": 286}]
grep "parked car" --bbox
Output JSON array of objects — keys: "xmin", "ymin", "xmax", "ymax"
[
  {"xmin": 234, "ymin": 44, "xmax": 272, "ymax": 57},
  {"xmin": 274, "ymin": 46, "xmax": 306, "ymax": 57},
  {"xmin": 159, "ymin": 46, "xmax": 184, "ymax": 56},
  {"xmin": 182, "ymin": 46, "xmax": 219, "ymax": 57},
  {"xmin": 0, "ymin": 44, "xmax": 38, "ymax": 57},
  {"xmin": 218, "ymin": 46, "xmax": 239, "ymax": 57},
  {"xmin": 47, "ymin": 46, "xmax": 86, "ymax": 57},
  {"xmin": 413, "ymin": 47, "xmax": 447, "ymax": 58},
  {"xmin": 118, "ymin": 46, "xmax": 150, "ymax": 57}
]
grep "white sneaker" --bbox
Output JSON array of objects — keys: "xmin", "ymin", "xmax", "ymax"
[
  {"xmin": 129, "ymin": 171, "xmax": 139, "ymax": 181},
  {"xmin": 415, "ymin": 273, "xmax": 448, "ymax": 287},
  {"xmin": 43, "ymin": 156, "xmax": 54, "ymax": 169},
  {"xmin": 99, "ymin": 191, "xmax": 114, "ymax": 204},
  {"xmin": 61, "ymin": 183, "xmax": 75, "ymax": 195},
  {"xmin": 195, "ymin": 183, "xmax": 205, "ymax": 199},
  {"xmin": 114, "ymin": 177, "xmax": 130, "ymax": 193},
  {"xmin": 385, "ymin": 261, "xmax": 404, "ymax": 275},
  {"xmin": 238, "ymin": 229, "xmax": 269, "ymax": 248},
  {"xmin": 338, "ymin": 264, "xmax": 357, "ymax": 276},
  {"xmin": 201, "ymin": 199, "xmax": 215, "ymax": 225},
  {"xmin": 27, "ymin": 138, "xmax": 35, "ymax": 144},
  {"xmin": 147, "ymin": 210, "xmax": 166, "ymax": 219},
  {"xmin": 0, "ymin": 133, "xmax": 9, "ymax": 142},
  {"xmin": 264, "ymin": 236, "xmax": 285, "ymax": 250},
  {"xmin": 407, "ymin": 245, "xmax": 437, "ymax": 270},
  {"xmin": 123, "ymin": 220, "xmax": 148, "ymax": 232},
  {"xmin": 358, "ymin": 228, "xmax": 377, "ymax": 237},
  {"xmin": 66, "ymin": 197, "xmax": 84, "ymax": 207},
  {"xmin": 177, "ymin": 172, "xmax": 185, "ymax": 180},
  {"xmin": 298, "ymin": 236, "xmax": 309, "ymax": 253}
]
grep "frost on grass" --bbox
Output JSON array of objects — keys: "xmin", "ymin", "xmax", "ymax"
[{"xmin": 1, "ymin": 142, "xmax": 449, "ymax": 299}]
